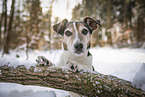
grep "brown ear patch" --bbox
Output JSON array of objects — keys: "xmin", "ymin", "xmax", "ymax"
[
  {"xmin": 62, "ymin": 42, "xmax": 68, "ymax": 51},
  {"xmin": 84, "ymin": 16, "xmax": 102, "ymax": 31},
  {"xmin": 53, "ymin": 23, "xmax": 60, "ymax": 32},
  {"xmin": 53, "ymin": 19, "xmax": 68, "ymax": 36}
]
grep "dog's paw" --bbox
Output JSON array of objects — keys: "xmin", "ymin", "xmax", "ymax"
[
  {"xmin": 69, "ymin": 64, "xmax": 79, "ymax": 73},
  {"xmin": 36, "ymin": 56, "xmax": 53, "ymax": 67},
  {"xmin": 67, "ymin": 61, "xmax": 83, "ymax": 73}
]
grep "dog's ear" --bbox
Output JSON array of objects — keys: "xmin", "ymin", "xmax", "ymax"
[
  {"xmin": 84, "ymin": 16, "xmax": 102, "ymax": 34},
  {"xmin": 53, "ymin": 19, "xmax": 68, "ymax": 36}
]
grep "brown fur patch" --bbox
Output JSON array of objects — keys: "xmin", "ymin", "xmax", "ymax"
[
  {"xmin": 63, "ymin": 43, "xmax": 68, "ymax": 51},
  {"xmin": 87, "ymin": 41, "xmax": 91, "ymax": 49}
]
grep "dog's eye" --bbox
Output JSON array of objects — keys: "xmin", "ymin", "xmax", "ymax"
[
  {"xmin": 65, "ymin": 31, "xmax": 72, "ymax": 36},
  {"xmin": 82, "ymin": 29, "xmax": 88, "ymax": 35}
]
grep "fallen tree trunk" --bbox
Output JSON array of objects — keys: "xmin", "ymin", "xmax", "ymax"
[{"xmin": 0, "ymin": 65, "xmax": 144, "ymax": 97}]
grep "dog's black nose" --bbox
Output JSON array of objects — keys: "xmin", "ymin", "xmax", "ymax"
[{"xmin": 74, "ymin": 43, "xmax": 83, "ymax": 51}]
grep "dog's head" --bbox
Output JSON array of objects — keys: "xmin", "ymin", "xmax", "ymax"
[{"xmin": 53, "ymin": 16, "xmax": 102, "ymax": 56}]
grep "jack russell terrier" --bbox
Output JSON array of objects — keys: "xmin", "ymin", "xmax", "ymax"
[{"xmin": 53, "ymin": 16, "xmax": 102, "ymax": 72}]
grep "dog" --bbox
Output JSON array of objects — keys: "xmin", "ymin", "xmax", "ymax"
[{"xmin": 53, "ymin": 16, "xmax": 102, "ymax": 72}]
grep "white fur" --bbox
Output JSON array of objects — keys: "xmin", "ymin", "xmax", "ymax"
[
  {"xmin": 73, "ymin": 22, "xmax": 78, "ymax": 38},
  {"xmin": 73, "ymin": 22, "xmax": 80, "ymax": 43},
  {"xmin": 56, "ymin": 50, "xmax": 92, "ymax": 72}
]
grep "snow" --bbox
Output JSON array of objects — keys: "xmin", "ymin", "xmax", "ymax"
[
  {"xmin": 0, "ymin": 47, "xmax": 145, "ymax": 96},
  {"xmin": 90, "ymin": 47, "xmax": 145, "ymax": 81},
  {"xmin": 133, "ymin": 63, "xmax": 145, "ymax": 91},
  {"xmin": 0, "ymin": 49, "xmax": 62, "ymax": 68},
  {"xmin": 0, "ymin": 82, "xmax": 70, "ymax": 97}
]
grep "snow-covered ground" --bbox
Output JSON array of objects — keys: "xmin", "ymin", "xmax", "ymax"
[
  {"xmin": 0, "ymin": 47, "xmax": 145, "ymax": 97},
  {"xmin": 0, "ymin": 82, "xmax": 70, "ymax": 97},
  {"xmin": 90, "ymin": 47, "xmax": 145, "ymax": 81}
]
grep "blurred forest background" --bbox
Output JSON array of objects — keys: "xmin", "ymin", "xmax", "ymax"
[{"xmin": 0, "ymin": 0, "xmax": 145, "ymax": 55}]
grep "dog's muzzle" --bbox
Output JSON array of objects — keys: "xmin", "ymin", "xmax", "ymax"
[{"xmin": 74, "ymin": 43, "xmax": 84, "ymax": 54}]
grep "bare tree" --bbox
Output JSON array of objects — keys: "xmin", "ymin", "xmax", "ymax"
[
  {"xmin": 0, "ymin": 0, "xmax": 5, "ymax": 47},
  {"xmin": 106, "ymin": 0, "xmax": 112, "ymax": 45},
  {"xmin": 3, "ymin": 0, "xmax": 15, "ymax": 54},
  {"xmin": 48, "ymin": 0, "xmax": 54, "ymax": 50},
  {"xmin": 123, "ymin": 0, "xmax": 128, "ymax": 29},
  {"xmin": 1, "ymin": 0, "xmax": 7, "ymax": 56}
]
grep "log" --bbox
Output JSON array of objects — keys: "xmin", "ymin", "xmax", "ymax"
[{"xmin": 0, "ymin": 65, "xmax": 145, "ymax": 97}]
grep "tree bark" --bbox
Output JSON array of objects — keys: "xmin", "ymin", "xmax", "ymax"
[
  {"xmin": 1, "ymin": 0, "xmax": 7, "ymax": 52},
  {"xmin": 48, "ymin": 5, "xmax": 52, "ymax": 50},
  {"xmin": 107, "ymin": 0, "xmax": 113, "ymax": 45},
  {"xmin": 0, "ymin": 6, "xmax": 4, "ymax": 45},
  {"xmin": 3, "ymin": 0, "xmax": 15, "ymax": 54},
  {"xmin": 48, "ymin": 0, "xmax": 54, "ymax": 50},
  {"xmin": 123, "ymin": 0, "xmax": 129, "ymax": 29},
  {"xmin": 107, "ymin": 0, "xmax": 111, "ymax": 29},
  {"xmin": 137, "ymin": 16, "xmax": 144, "ymax": 42},
  {"xmin": 0, "ymin": 65, "xmax": 144, "ymax": 97}
]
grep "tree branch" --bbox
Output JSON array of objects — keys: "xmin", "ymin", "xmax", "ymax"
[{"xmin": 0, "ymin": 65, "xmax": 144, "ymax": 96}]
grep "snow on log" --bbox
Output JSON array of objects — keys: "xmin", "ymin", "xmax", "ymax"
[{"xmin": 0, "ymin": 65, "xmax": 145, "ymax": 97}]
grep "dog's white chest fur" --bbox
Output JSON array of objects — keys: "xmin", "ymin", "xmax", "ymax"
[{"xmin": 57, "ymin": 50, "xmax": 92, "ymax": 72}]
